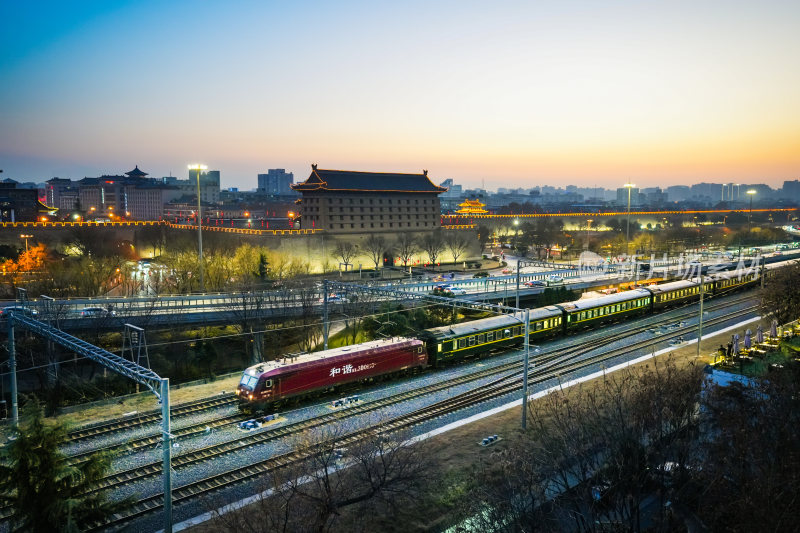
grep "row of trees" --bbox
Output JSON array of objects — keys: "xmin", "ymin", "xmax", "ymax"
[
  {"xmin": 496, "ymin": 217, "xmax": 792, "ymax": 260},
  {"xmin": 331, "ymin": 231, "xmax": 472, "ymax": 270},
  {"xmin": 456, "ymin": 354, "xmax": 800, "ymax": 532}
]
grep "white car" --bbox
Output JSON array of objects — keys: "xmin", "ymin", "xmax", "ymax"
[
  {"xmin": 0, "ymin": 306, "xmax": 39, "ymax": 318},
  {"xmin": 319, "ymin": 295, "xmax": 349, "ymax": 303},
  {"xmin": 447, "ymin": 287, "xmax": 467, "ymax": 296},
  {"xmin": 546, "ymin": 275, "xmax": 563, "ymax": 285},
  {"xmin": 81, "ymin": 306, "xmax": 116, "ymax": 317}
]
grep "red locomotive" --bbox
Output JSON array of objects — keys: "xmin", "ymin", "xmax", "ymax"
[{"xmin": 237, "ymin": 337, "xmax": 427, "ymax": 411}]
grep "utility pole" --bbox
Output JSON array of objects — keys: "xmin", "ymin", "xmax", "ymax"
[
  {"xmin": 160, "ymin": 378, "xmax": 173, "ymax": 533},
  {"xmin": 522, "ymin": 309, "xmax": 531, "ymax": 430},
  {"xmin": 323, "ymin": 280, "xmax": 329, "ymax": 350},
  {"xmin": 188, "ymin": 164, "xmax": 207, "ymax": 291},
  {"xmin": 623, "ymin": 183, "xmax": 635, "ymax": 258},
  {"xmin": 696, "ymin": 271, "xmax": 704, "ymax": 357},
  {"xmin": 8, "ymin": 318, "xmax": 17, "ymax": 425}
]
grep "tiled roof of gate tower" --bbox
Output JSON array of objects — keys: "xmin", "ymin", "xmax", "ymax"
[{"xmin": 291, "ymin": 165, "xmax": 448, "ymax": 193}]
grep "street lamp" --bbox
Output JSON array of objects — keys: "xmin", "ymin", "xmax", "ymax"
[
  {"xmin": 188, "ymin": 164, "xmax": 207, "ymax": 291},
  {"xmin": 586, "ymin": 218, "xmax": 593, "ymax": 246},
  {"xmin": 623, "ymin": 183, "xmax": 636, "ymax": 258},
  {"xmin": 19, "ymin": 234, "xmax": 32, "ymax": 253},
  {"xmin": 747, "ymin": 189, "xmax": 757, "ymax": 232}
]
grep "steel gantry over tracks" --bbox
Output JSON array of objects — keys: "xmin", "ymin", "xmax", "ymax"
[{"xmin": 5, "ymin": 312, "xmax": 176, "ymax": 532}]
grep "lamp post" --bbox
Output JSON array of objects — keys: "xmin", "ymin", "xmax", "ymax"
[
  {"xmin": 747, "ymin": 189, "xmax": 756, "ymax": 233},
  {"xmin": 623, "ymin": 183, "xmax": 635, "ymax": 258},
  {"xmin": 19, "ymin": 234, "xmax": 32, "ymax": 253},
  {"xmin": 586, "ymin": 219, "xmax": 592, "ymax": 248},
  {"xmin": 188, "ymin": 164, "xmax": 207, "ymax": 291}
]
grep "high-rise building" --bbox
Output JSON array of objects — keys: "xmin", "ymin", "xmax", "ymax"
[
  {"xmin": 258, "ymin": 169, "xmax": 295, "ymax": 196},
  {"xmin": 186, "ymin": 169, "xmax": 221, "ymax": 203},
  {"xmin": 782, "ymin": 180, "xmax": 800, "ymax": 202},
  {"xmin": 616, "ymin": 186, "xmax": 640, "ymax": 207}
]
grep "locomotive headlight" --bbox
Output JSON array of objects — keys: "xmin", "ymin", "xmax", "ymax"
[{"xmin": 248, "ymin": 394, "xmax": 253, "ymax": 399}]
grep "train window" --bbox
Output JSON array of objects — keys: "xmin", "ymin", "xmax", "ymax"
[
  {"xmin": 469, "ymin": 336, "xmax": 476, "ymax": 346},
  {"xmin": 505, "ymin": 329, "xmax": 512, "ymax": 338},
  {"xmin": 478, "ymin": 334, "xmax": 485, "ymax": 343},
  {"xmin": 264, "ymin": 379, "xmax": 273, "ymax": 388},
  {"xmin": 437, "ymin": 343, "xmax": 442, "ymax": 352},
  {"xmin": 417, "ymin": 346, "xmax": 423, "ymax": 353},
  {"xmin": 458, "ymin": 338, "xmax": 466, "ymax": 348},
  {"xmin": 514, "ymin": 326, "xmax": 521, "ymax": 336},
  {"xmin": 487, "ymin": 331, "xmax": 494, "ymax": 341}
]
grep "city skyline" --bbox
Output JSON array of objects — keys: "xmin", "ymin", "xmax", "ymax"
[{"xmin": 1, "ymin": 1, "xmax": 799, "ymax": 189}]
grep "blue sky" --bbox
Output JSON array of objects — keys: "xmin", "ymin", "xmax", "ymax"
[{"xmin": 1, "ymin": 1, "xmax": 799, "ymax": 189}]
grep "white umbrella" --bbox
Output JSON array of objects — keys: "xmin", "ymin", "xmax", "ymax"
[
  {"xmin": 744, "ymin": 330, "xmax": 752, "ymax": 350},
  {"xmin": 732, "ymin": 334, "xmax": 740, "ymax": 355},
  {"xmin": 770, "ymin": 319, "xmax": 778, "ymax": 338},
  {"xmin": 756, "ymin": 324, "xmax": 764, "ymax": 344}
]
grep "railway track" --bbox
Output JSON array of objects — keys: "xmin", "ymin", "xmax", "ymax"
[
  {"xmin": 66, "ymin": 291, "xmax": 756, "ymax": 465},
  {"xmin": 63, "ymin": 291, "xmax": 756, "ymax": 465},
  {"xmin": 77, "ymin": 302, "xmax": 760, "ymax": 530},
  {"xmin": 90, "ymin": 301, "xmax": 760, "ymax": 531},
  {"xmin": 66, "ymin": 394, "xmax": 236, "ymax": 443}
]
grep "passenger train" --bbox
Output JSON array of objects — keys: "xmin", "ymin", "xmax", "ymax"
[{"xmin": 238, "ymin": 263, "xmax": 779, "ymax": 411}]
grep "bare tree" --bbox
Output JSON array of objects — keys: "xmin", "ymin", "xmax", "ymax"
[
  {"xmin": 363, "ymin": 234, "xmax": 389, "ymax": 269},
  {"xmin": 420, "ymin": 230, "xmax": 445, "ymax": 269},
  {"xmin": 227, "ymin": 286, "xmax": 270, "ymax": 364},
  {"xmin": 394, "ymin": 233, "xmax": 419, "ymax": 267},
  {"xmin": 445, "ymin": 232, "xmax": 470, "ymax": 265},
  {"xmin": 332, "ymin": 241, "xmax": 359, "ymax": 272},
  {"xmin": 208, "ymin": 421, "xmax": 430, "ymax": 533},
  {"xmin": 760, "ymin": 259, "xmax": 800, "ymax": 325},
  {"xmin": 462, "ymin": 356, "xmax": 705, "ymax": 532}
]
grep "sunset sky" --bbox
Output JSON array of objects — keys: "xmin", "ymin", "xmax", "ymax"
[{"xmin": 1, "ymin": 0, "xmax": 798, "ymax": 190}]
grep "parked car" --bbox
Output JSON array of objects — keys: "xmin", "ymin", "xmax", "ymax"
[
  {"xmin": 472, "ymin": 271, "xmax": 489, "ymax": 278},
  {"xmin": 501, "ymin": 268, "xmax": 514, "ymax": 274},
  {"xmin": 0, "ymin": 306, "xmax": 38, "ymax": 318},
  {"xmin": 238, "ymin": 419, "xmax": 262, "ymax": 430},
  {"xmin": 546, "ymin": 275, "xmax": 564, "ymax": 285},
  {"xmin": 524, "ymin": 280, "xmax": 546, "ymax": 288},
  {"xmin": 81, "ymin": 306, "xmax": 116, "ymax": 317},
  {"xmin": 447, "ymin": 287, "xmax": 468, "ymax": 296},
  {"xmin": 318, "ymin": 295, "xmax": 349, "ymax": 304}
]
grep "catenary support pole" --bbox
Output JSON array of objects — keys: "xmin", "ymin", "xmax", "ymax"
[
  {"xmin": 196, "ymin": 169, "xmax": 204, "ymax": 291},
  {"xmin": 516, "ymin": 265, "xmax": 520, "ymax": 309},
  {"xmin": 8, "ymin": 318, "xmax": 18, "ymax": 425},
  {"xmin": 522, "ymin": 308, "xmax": 530, "ymax": 430},
  {"xmin": 696, "ymin": 271, "xmax": 704, "ymax": 357},
  {"xmin": 161, "ymin": 378, "xmax": 173, "ymax": 533},
  {"xmin": 323, "ymin": 280, "xmax": 329, "ymax": 350}
]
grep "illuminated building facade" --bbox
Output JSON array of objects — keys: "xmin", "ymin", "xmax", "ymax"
[
  {"xmin": 291, "ymin": 165, "xmax": 446, "ymax": 233},
  {"xmin": 455, "ymin": 198, "xmax": 488, "ymax": 214}
]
